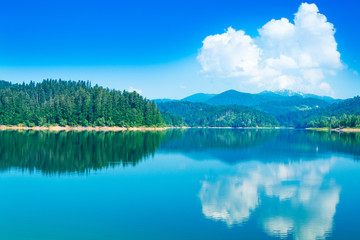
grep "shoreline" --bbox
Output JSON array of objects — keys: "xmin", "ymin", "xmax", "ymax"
[
  {"xmin": 306, "ymin": 127, "xmax": 360, "ymax": 133},
  {"xmin": 6, "ymin": 125, "xmax": 360, "ymax": 132},
  {"xmin": 0, "ymin": 125, "xmax": 183, "ymax": 132},
  {"xmin": 0, "ymin": 125, "xmax": 289, "ymax": 132}
]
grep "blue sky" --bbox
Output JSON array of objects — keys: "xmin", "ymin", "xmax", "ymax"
[{"xmin": 0, "ymin": 0, "xmax": 359, "ymax": 99}]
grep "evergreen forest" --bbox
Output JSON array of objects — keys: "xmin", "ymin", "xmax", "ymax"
[
  {"xmin": 0, "ymin": 79, "xmax": 163, "ymax": 127},
  {"xmin": 0, "ymin": 79, "xmax": 359, "ymax": 129}
]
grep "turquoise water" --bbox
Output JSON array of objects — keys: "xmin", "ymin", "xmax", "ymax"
[{"xmin": 0, "ymin": 129, "xmax": 359, "ymax": 239}]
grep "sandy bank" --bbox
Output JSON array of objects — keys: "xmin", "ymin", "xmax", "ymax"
[
  {"xmin": 334, "ymin": 128, "xmax": 360, "ymax": 132},
  {"xmin": 306, "ymin": 127, "xmax": 360, "ymax": 132},
  {"xmin": 0, "ymin": 125, "xmax": 181, "ymax": 132},
  {"xmin": 0, "ymin": 125, "xmax": 294, "ymax": 132}
]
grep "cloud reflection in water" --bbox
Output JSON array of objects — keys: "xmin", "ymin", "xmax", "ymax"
[{"xmin": 199, "ymin": 159, "xmax": 340, "ymax": 240}]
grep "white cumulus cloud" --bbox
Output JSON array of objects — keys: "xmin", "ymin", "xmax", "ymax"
[
  {"xmin": 197, "ymin": 27, "xmax": 261, "ymax": 78},
  {"xmin": 128, "ymin": 86, "xmax": 143, "ymax": 95},
  {"xmin": 197, "ymin": 3, "xmax": 342, "ymax": 94}
]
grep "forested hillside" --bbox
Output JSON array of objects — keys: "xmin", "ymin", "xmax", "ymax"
[
  {"xmin": 157, "ymin": 101, "xmax": 279, "ymax": 127},
  {"xmin": 254, "ymin": 97, "xmax": 330, "ymax": 116},
  {"xmin": 1, "ymin": 79, "xmax": 358, "ymax": 129},
  {"xmin": 154, "ymin": 89, "xmax": 338, "ymax": 118},
  {"xmin": 278, "ymin": 96, "xmax": 360, "ymax": 128},
  {"xmin": 206, "ymin": 89, "xmax": 288, "ymax": 106},
  {"xmin": 0, "ymin": 80, "xmax": 163, "ymax": 127},
  {"xmin": 159, "ymin": 111, "xmax": 185, "ymax": 127}
]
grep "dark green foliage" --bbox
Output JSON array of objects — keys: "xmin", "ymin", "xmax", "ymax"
[
  {"xmin": 205, "ymin": 90, "xmax": 332, "ymax": 116},
  {"xmin": 157, "ymin": 101, "xmax": 279, "ymax": 127},
  {"xmin": 0, "ymin": 80, "xmax": 12, "ymax": 89},
  {"xmin": 278, "ymin": 96, "xmax": 360, "ymax": 128},
  {"xmin": 1, "ymin": 129, "xmax": 359, "ymax": 174},
  {"xmin": 206, "ymin": 89, "xmax": 288, "ymax": 106},
  {"xmin": 158, "ymin": 89, "xmax": 338, "ymax": 106},
  {"xmin": 254, "ymin": 97, "xmax": 330, "ymax": 116},
  {"xmin": 0, "ymin": 130, "xmax": 164, "ymax": 174},
  {"xmin": 160, "ymin": 111, "xmax": 185, "ymax": 127},
  {"xmin": 0, "ymin": 79, "xmax": 163, "ymax": 127}
]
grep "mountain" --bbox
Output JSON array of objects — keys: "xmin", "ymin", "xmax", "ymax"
[
  {"xmin": 205, "ymin": 89, "xmax": 289, "ymax": 106},
  {"xmin": 153, "ymin": 93, "xmax": 216, "ymax": 104},
  {"xmin": 155, "ymin": 89, "xmax": 341, "ymax": 121},
  {"xmin": 278, "ymin": 96, "xmax": 360, "ymax": 128},
  {"xmin": 202, "ymin": 89, "xmax": 339, "ymax": 115},
  {"xmin": 320, "ymin": 96, "xmax": 360, "ymax": 115},
  {"xmin": 254, "ymin": 97, "xmax": 331, "ymax": 116},
  {"xmin": 262, "ymin": 89, "xmax": 340, "ymax": 103},
  {"xmin": 157, "ymin": 101, "xmax": 279, "ymax": 127},
  {"xmin": 263, "ymin": 89, "xmax": 304, "ymax": 97},
  {"xmin": 181, "ymin": 93, "xmax": 217, "ymax": 102},
  {"xmin": 153, "ymin": 89, "xmax": 339, "ymax": 106},
  {"xmin": 203, "ymin": 89, "xmax": 338, "ymax": 107},
  {"xmin": 302, "ymin": 94, "xmax": 340, "ymax": 104}
]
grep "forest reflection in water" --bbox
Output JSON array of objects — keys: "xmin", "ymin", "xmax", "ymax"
[
  {"xmin": 0, "ymin": 129, "xmax": 359, "ymax": 240},
  {"xmin": 0, "ymin": 129, "xmax": 359, "ymax": 174},
  {"xmin": 0, "ymin": 130, "xmax": 164, "ymax": 174},
  {"xmin": 158, "ymin": 128, "xmax": 360, "ymax": 163}
]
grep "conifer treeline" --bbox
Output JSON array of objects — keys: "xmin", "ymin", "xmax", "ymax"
[{"xmin": 0, "ymin": 79, "xmax": 163, "ymax": 127}]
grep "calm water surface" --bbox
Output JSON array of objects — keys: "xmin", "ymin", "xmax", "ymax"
[{"xmin": 0, "ymin": 129, "xmax": 359, "ymax": 239}]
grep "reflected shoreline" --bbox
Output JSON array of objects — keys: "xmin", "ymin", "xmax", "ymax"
[
  {"xmin": 0, "ymin": 130, "xmax": 164, "ymax": 174},
  {"xmin": 0, "ymin": 128, "xmax": 359, "ymax": 239},
  {"xmin": 0, "ymin": 129, "xmax": 359, "ymax": 175}
]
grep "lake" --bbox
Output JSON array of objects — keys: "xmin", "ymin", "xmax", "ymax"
[{"xmin": 0, "ymin": 129, "xmax": 359, "ymax": 239}]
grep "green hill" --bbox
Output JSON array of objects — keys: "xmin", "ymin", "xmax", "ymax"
[
  {"xmin": 157, "ymin": 101, "xmax": 279, "ymax": 127},
  {"xmin": 206, "ymin": 89, "xmax": 289, "ymax": 106},
  {"xmin": 0, "ymin": 79, "xmax": 163, "ymax": 127},
  {"xmin": 278, "ymin": 96, "xmax": 360, "ymax": 128},
  {"xmin": 254, "ymin": 97, "xmax": 330, "ymax": 116}
]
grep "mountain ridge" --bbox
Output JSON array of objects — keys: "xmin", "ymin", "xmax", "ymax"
[{"xmin": 153, "ymin": 89, "xmax": 340, "ymax": 105}]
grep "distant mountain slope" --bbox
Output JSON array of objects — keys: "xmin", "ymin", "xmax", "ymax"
[
  {"xmin": 152, "ymin": 89, "xmax": 339, "ymax": 107},
  {"xmin": 205, "ymin": 89, "xmax": 289, "ymax": 106},
  {"xmin": 206, "ymin": 89, "xmax": 339, "ymax": 106},
  {"xmin": 254, "ymin": 97, "xmax": 331, "ymax": 116},
  {"xmin": 314, "ymin": 96, "xmax": 360, "ymax": 116},
  {"xmin": 181, "ymin": 93, "xmax": 216, "ymax": 102},
  {"xmin": 154, "ymin": 89, "xmax": 342, "ymax": 120},
  {"xmin": 302, "ymin": 94, "xmax": 340, "ymax": 104},
  {"xmin": 268, "ymin": 89, "xmax": 340, "ymax": 104},
  {"xmin": 278, "ymin": 96, "xmax": 360, "ymax": 127},
  {"xmin": 157, "ymin": 101, "xmax": 279, "ymax": 127}
]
